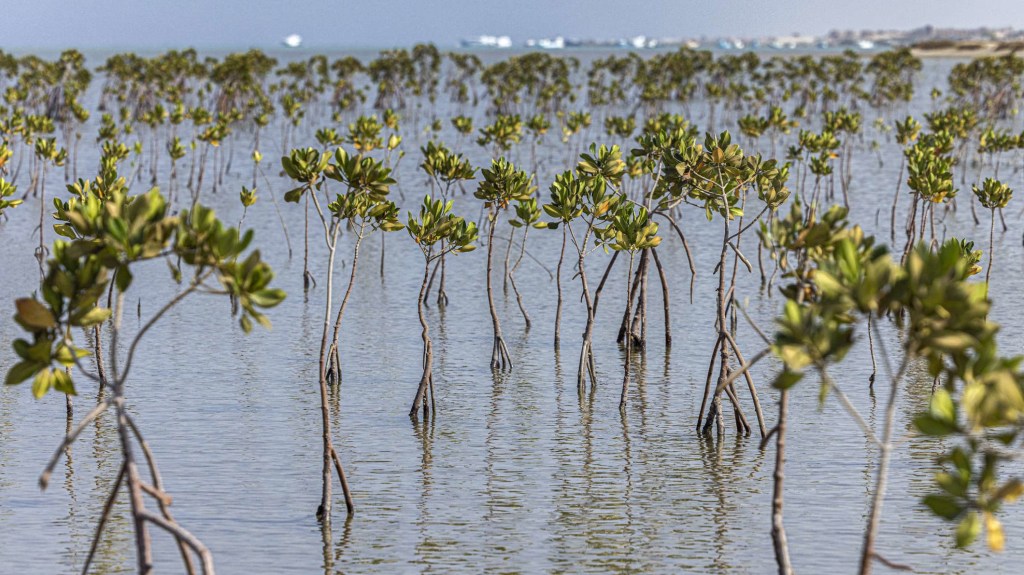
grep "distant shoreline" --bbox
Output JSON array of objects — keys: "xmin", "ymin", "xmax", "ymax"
[{"xmin": 911, "ymin": 40, "xmax": 1024, "ymax": 58}]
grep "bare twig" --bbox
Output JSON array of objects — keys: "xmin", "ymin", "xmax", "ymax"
[{"xmin": 40, "ymin": 400, "xmax": 110, "ymax": 490}]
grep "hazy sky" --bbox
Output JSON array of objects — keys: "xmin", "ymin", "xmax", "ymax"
[{"xmin": 5, "ymin": 0, "xmax": 1024, "ymax": 49}]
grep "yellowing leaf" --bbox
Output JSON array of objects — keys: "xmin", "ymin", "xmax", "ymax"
[{"xmin": 984, "ymin": 512, "xmax": 1005, "ymax": 552}]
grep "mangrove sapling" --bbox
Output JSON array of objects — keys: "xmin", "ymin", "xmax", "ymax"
[
  {"xmin": 526, "ymin": 113, "xmax": 551, "ymax": 180},
  {"xmin": 406, "ymin": 195, "xmax": 478, "ymax": 417},
  {"xmin": 476, "ymin": 114, "xmax": 523, "ymax": 159},
  {"xmin": 166, "ymin": 136, "xmax": 187, "ymax": 205},
  {"xmin": 252, "ymin": 152, "xmax": 294, "ymax": 260},
  {"xmin": 972, "ymin": 178, "xmax": 1012, "ymax": 295},
  {"xmin": 772, "ymin": 237, "xmax": 1015, "ymax": 574},
  {"xmin": 11, "ymin": 184, "xmax": 285, "ymax": 575},
  {"xmin": 320, "ymin": 147, "xmax": 403, "ymax": 384},
  {"xmin": 902, "ymin": 132, "xmax": 956, "ymax": 262},
  {"xmin": 551, "ymin": 143, "xmax": 626, "ymax": 392},
  {"xmin": 285, "ymin": 147, "xmax": 327, "ymax": 293},
  {"xmin": 475, "ymin": 158, "xmax": 535, "ymax": 370},
  {"xmin": 889, "ymin": 116, "xmax": 921, "ymax": 243},
  {"xmin": 541, "ymin": 173, "xmax": 585, "ymax": 348},
  {"xmin": 659, "ymin": 131, "xmax": 788, "ymax": 437},
  {"xmin": 594, "ymin": 203, "xmax": 661, "ymax": 410},
  {"xmin": 237, "ymin": 186, "xmax": 256, "ymax": 229},
  {"xmin": 33, "ymin": 137, "xmax": 66, "ymax": 280},
  {"xmin": 419, "ymin": 141, "xmax": 476, "ymax": 306},
  {"xmin": 756, "ymin": 199, "xmax": 871, "ymax": 574},
  {"xmin": 632, "ymin": 123, "xmax": 700, "ymax": 316},
  {"xmin": 281, "ymin": 147, "xmax": 356, "ymax": 523},
  {"xmin": 507, "ymin": 197, "xmax": 545, "ymax": 328}
]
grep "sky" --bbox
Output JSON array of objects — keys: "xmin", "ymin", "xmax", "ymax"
[{"xmin": 4, "ymin": 0, "xmax": 1024, "ymax": 50}]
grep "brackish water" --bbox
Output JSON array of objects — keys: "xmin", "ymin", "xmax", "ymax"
[{"xmin": 1, "ymin": 51, "xmax": 1023, "ymax": 573}]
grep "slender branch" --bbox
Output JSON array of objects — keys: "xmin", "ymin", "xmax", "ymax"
[
  {"xmin": 727, "ymin": 205, "xmax": 769, "ymax": 241},
  {"xmin": 713, "ymin": 347, "xmax": 770, "ymax": 397},
  {"xmin": 125, "ymin": 412, "xmax": 197, "ymax": 575},
  {"xmin": 139, "ymin": 511, "xmax": 215, "ymax": 575},
  {"xmin": 119, "ymin": 272, "xmax": 211, "ymax": 386},
  {"xmin": 735, "ymin": 298, "xmax": 772, "ymax": 346},
  {"xmin": 873, "ymin": 553, "xmax": 913, "ymax": 571},
  {"xmin": 818, "ymin": 366, "xmax": 881, "ymax": 446},
  {"xmin": 728, "ymin": 241, "xmax": 753, "ymax": 273},
  {"xmin": 40, "ymin": 400, "xmax": 110, "ymax": 490},
  {"xmin": 80, "ymin": 461, "xmax": 126, "ymax": 575}
]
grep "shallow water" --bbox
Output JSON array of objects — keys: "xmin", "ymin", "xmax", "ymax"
[{"xmin": 1, "ymin": 51, "xmax": 1023, "ymax": 574}]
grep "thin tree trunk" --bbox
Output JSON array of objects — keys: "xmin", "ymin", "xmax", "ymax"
[
  {"xmin": 858, "ymin": 358, "xmax": 905, "ymax": 575},
  {"xmin": 650, "ymin": 247, "xmax": 672, "ymax": 347},
  {"xmin": 890, "ymin": 156, "xmax": 904, "ymax": 244},
  {"xmin": 486, "ymin": 211, "xmax": 512, "ymax": 369},
  {"xmin": 554, "ymin": 226, "xmax": 566, "ymax": 347},
  {"xmin": 985, "ymin": 207, "xmax": 996, "ymax": 295},
  {"xmin": 327, "ymin": 224, "xmax": 366, "ymax": 384},
  {"xmin": 315, "ymin": 225, "xmax": 351, "ymax": 522},
  {"xmin": 771, "ymin": 389, "xmax": 794, "ymax": 575},
  {"xmin": 411, "ymin": 258, "xmax": 434, "ymax": 415},
  {"xmin": 619, "ymin": 252, "xmax": 635, "ymax": 411}
]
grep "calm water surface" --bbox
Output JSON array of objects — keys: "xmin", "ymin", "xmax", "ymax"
[{"xmin": 1, "ymin": 51, "xmax": 1023, "ymax": 574}]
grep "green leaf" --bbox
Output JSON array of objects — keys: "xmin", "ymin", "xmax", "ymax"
[
  {"xmin": 5, "ymin": 360, "xmax": 40, "ymax": 386},
  {"xmin": 930, "ymin": 388, "xmax": 955, "ymax": 423},
  {"xmin": 249, "ymin": 289, "xmax": 286, "ymax": 308},
  {"xmin": 956, "ymin": 512, "xmax": 981, "ymax": 548},
  {"xmin": 923, "ymin": 494, "xmax": 964, "ymax": 520},
  {"xmin": 995, "ymin": 479, "xmax": 1024, "ymax": 503},
  {"xmin": 913, "ymin": 414, "xmax": 957, "ymax": 436},
  {"xmin": 54, "ymin": 224, "xmax": 77, "ymax": 239},
  {"xmin": 75, "ymin": 307, "xmax": 112, "ymax": 327},
  {"xmin": 15, "ymin": 298, "xmax": 56, "ymax": 329},
  {"xmin": 930, "ymin": 333, "xmax": 975, "ymax": 353},
  {"xmin": 52, "ymin": 369, "xmax": 76, "ymax": 395},
  {"xmin": 284, "ymin": 187, "xmax": 305, "ymax": 203},
  {"xmin": 115, "ymin": 265, "xmax": 133, "ymax": 292},
  {"xmin": 107, "ymin": 217, "xmax": 128, "ymax": 243},
  {"xmin": 936, "ymin": 472, "xmax": 967, "ymax": 497},
  {"xmin": 772, "ymin": 370, "xmax": 803, "ymax": 390},
  {"xmin": 32, "ymin": 369, "xmax": 53, "ymax": 399}
]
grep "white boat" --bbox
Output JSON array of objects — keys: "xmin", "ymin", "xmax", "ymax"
[
  {"xmin": 460, "ymin": 35, "xmax": 512, "ymax": 49},
  {"xmin": 537, "ymin": 36, "xmax": 565, "ymax": 50},
  {"xmin": 283, "ymin": 34, "xmax": 303, "ymax": 48}
]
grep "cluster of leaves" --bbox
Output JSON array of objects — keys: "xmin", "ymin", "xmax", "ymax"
[
  {"xmin": 540, "ymin": 144, "xmax": 664, "ymax": 255},
  {"xmin": 474, "ymin": 157, "xmax": 535, "ymax": 212},
  {"xmin": 542, "ymin": 144, "xmax": 624, "ymax": 229},
  {"xmin": 0, "ymin": 177, "xmax": 20, "ymax": 216},
  {"xmin": 476, "ymin": 114, "xmax": 523, "ymax": 152},
  {"xmin": 406, "ymin": 195, "xmax": 478, "ymax": 257},
  {"xmin": 906, "ymin": 132, "xmax": 957, "ymax": 204},
  {"xmin": 658, "ymin": 131, "xmax": 791, "ymax": 220},
  {"xmin": 420, "ymin": 141, "xmax": 475, "ymax": 192},
  {"xmin": 595, "ymin": 203, "xmax": 661, "ymax": 252},
  {"xmin": 770, "ymin": 211, "xmax": 1024, "ymax": 551},
  {"xmin": 972, "ymin": 178, "xmax": 1013, "ymax": 210},
  {"xmin": 9, "ymin": 180, "xmax": 284, "ymax": 397},
  {"xmin": 282, "ymin": 146, "xmax": 403, "ymax": 231}
]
